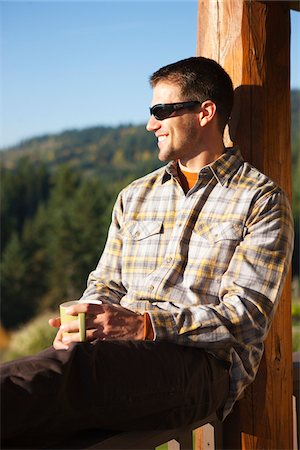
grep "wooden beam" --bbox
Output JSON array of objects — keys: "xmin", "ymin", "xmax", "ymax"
[
  {"xmin": 288, "ymin": 1, "xmax": 300, "ymax": 11},
  {"xmin": 196, "ymin": 1, "xmax": 293, "ymax": 449},
  {"xmin": 258, "ymin": 0, "xmax": 300, "ymax": 11}
]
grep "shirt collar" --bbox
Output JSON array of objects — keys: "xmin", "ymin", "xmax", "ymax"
[{"xmin": 163, "ymin": 147, "xmax": 244, "ymax": 187}]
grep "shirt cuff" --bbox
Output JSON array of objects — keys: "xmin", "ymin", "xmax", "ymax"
[{"xmin": 145, "ymin": 310, "xmax": 178, "ymax": 341}]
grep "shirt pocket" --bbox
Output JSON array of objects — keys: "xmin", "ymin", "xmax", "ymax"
[
  {"xmin": 191, "ymin": 220, "xmax": 244, "ymax": 275},
  {"xmin": 123, "ymin": 220, "xmax": 163, "ymax": 241},
  {"xmin": 194, "ymin": 221, "xmax": 244, "ymax": 243},
  {"xmin": 188, "ymin": 221, "xmax": 244, "ymax": 297},
  {"xmin": 122, "ymin": 220, "xmax": 164, "ymax": 281}
]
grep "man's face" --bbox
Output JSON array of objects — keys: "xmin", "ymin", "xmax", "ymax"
[{"xmin": 146, "ymin": 81, "xmax": 201, "ymax": 163}]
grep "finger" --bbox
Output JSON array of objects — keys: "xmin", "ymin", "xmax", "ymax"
[
  {"xmin": 53, "ymin": 328, "xmax": 70, "ymax": 350},
  {"xmin": 49, "ymin": 317, "xmax": 61, "ymax": 328},
  {"xmin": 84, "ymin": 303, "xmax": 106, "ymax": 315},
  {"xmin": 60, "ymin": 319, "xmax": 81, "ymax": 334},
  {"xmin": 85, "ymin": 328, "xmax": 101, "ymax": 342},
  {"xmin": 85, "ymin": 316, "xmax": 102, "ymax": 330},
  {"xmin": 61, "ymin": 332, "xmax": 81, "ymax": 345},
  {"xmin": 65, "ymin": 303, "xmax": 103, "ymax": 316}
]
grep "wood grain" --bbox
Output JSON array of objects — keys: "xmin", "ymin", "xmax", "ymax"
[{"xmin": 196, "ymin": 1, "xmax": 293, "ymax": 449}]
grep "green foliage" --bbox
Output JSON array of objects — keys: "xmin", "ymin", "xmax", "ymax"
[
  {"xmin": 0, "ymin": 124, "xmax": 162, "ymax": 332},
  {"xmin": 45, "ymin": 168, "xmax": 112, "ymax": 309},
  {"xmin": 291, "ymin": 91, "xmax": 300, "ymax": 278},
  {"xmin": 1, "ymin": 162, "xmax": 115, "ymax": 329},
  {"xmin": 0, "ymin": 232, "xmax": 35, "ymax": 328},
  {"xmin": 1, "ymin": 312, "xmax": 57, "ymax": 362},
  {"xmin": 292, "ymin": 301, "xmax": 300, "ymax": 323},
  {"xmin": 292, "ymin": 327, "xmax": 300, "ymax": 352},
  {"xmin": 292, "ymin": 298, "xmax": 300, "ymax": 351},
  {"xmin": 0, "ymin": 157, "xmax": 51, "ymax": 251}
]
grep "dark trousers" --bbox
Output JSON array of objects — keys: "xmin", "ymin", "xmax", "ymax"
[{"xmin": 1, "ymin": 340, "xmax": 229, "ymax": 449}]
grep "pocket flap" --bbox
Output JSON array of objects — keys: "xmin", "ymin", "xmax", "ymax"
[
  {"xmin": 194, "ymin": 221, "xmax": 243, "ymax": 243},
  {"xmin": 124, "ymin": 220, "xmax": 163, "ymax": 240}
]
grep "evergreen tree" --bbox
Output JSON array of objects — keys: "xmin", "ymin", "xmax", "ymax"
[
  {"xmin": 22, "ymin": 204, "xmax": 52, "ymax": 312},
  {"xmin": 0, "ymin": 158, "xmax": 50, "ymax": 251},
  {"xmin": 44, "ymin": 167, "xmax": 112, "ymax": 309},
  {"xmin": 1, "ymin": 233, "xmax": 34, "ymax": 328},
  {"xmin": 1, "ymin": 205, "xmax": 51, "ymax": 329}
]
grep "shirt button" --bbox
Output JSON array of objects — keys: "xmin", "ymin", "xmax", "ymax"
[
  {"xmin": 149, "ymin": 285, "xmax": 154, "ymax": 291},
  {"xmin": 166, "ymin": 257, "xmax": 172, "ymax": 264},
  {"xmin": 134, "ymin": 231, "xmax": 140, "ymax": 238}
]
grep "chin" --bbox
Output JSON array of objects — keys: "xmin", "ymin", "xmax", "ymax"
[
  {"xmin": 158, "ymin": 155, "xmax": 173, "ymax": 163},
  {"xmin": 158, "ymin": 149, "xmax": 175, "ymax": 162}
]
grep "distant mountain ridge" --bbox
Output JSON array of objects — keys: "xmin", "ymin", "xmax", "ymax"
[{"xmin": 0, "ymin": 124, "xmax": 161, "ymax": 182}]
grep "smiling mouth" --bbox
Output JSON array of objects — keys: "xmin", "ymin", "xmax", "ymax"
[{"xmin": 158, "ymin": 135, "xmax": 167, "ymax": 142}]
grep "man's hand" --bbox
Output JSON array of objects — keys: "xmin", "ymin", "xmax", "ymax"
[{"xmin": 49, "ymin": 303, "xmax": 144, "ymax": 350}]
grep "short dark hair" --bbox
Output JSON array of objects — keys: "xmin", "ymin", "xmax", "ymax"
[{"xmin": 150, "ymin": 56, "xmax": 234, "ymax": 132}]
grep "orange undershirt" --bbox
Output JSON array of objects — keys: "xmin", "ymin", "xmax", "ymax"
[
  {"xmin": 143, "ymin": 163, "xmax": 199, "ymax": 341},
  {"xmin": 177, "ymin": 163, "xmax": 199, "ymax": 193}
]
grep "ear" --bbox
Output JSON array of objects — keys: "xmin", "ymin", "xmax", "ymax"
[{"xmin": 198, "ymin": 100, "xmax": 217, "ymax": 127}]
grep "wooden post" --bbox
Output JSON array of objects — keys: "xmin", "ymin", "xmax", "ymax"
[{"xmin": 196, "ymin": 1, "xmax": 293, "ymax": 449}]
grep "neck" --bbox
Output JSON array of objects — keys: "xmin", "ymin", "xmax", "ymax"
[{"xmin": 179, "ymin": 137, "xmax": 225, "ymax": 171}]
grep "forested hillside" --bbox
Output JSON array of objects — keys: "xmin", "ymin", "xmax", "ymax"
[
  {"xmin": 1, "ymin": 91, "xmax": 299, "ymax": 334},
  {"xmin": 0, "ymin": 125, "xmax": 161, "ymax": 183},
  {"xmin": 0, "ymin": 125, "xmax": 163, "ymax": 330}
]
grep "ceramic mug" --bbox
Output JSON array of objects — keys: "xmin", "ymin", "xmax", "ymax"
[{"xmin": 59, "ymin": 300, "xmax": 102, "ymax": 342}]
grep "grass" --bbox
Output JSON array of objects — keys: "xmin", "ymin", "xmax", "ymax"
[{"xmin": 0, "ymin": 311, "xmax": 56, "ymax": 362}]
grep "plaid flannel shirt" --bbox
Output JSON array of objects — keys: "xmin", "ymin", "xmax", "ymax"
[{"xmin": 80, "ymin": 147, "xmax": 294, "ymax": 418}]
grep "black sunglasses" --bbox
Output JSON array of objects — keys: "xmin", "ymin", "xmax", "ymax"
[{"xmin": 149, "ymin": 101, "xmax": 200, "ymax": 120}]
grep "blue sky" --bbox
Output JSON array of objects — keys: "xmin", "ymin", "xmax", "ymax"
[{"xmin": 1, "ymin": 2, "xmax": 299, "ymax": 149}]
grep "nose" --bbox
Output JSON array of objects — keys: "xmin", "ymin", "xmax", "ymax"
[{"xmin": 146, "ymin": 114, "xmax": 161, "ymax": 132}]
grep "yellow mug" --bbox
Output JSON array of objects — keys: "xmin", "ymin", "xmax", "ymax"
[
  {"xmin": 59, "ymin": 300, "xmax": 86, "ymax": 342},
  {"xmin": 59, "ymin": 300, "xmax": 102, "ymax": 342}
]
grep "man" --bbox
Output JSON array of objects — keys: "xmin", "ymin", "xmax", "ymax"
[{"xmin": 1, "ymin": 57, "xmax": 294, "ymax": 448}]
